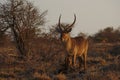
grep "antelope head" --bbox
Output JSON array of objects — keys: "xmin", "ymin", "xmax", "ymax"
[{"xmin": 57, "ymin": 14, "xmax": 76, "ymax": 42}]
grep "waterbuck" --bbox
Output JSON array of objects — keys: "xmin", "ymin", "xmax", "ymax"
[{"xmin": 57, "ymin": 14, "xmax": 88, "ymax": 71}]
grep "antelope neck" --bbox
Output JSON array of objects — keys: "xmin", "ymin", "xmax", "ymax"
[{"xmin": 65, "ymin": 35, "xmax": 72, "ymax": 52}]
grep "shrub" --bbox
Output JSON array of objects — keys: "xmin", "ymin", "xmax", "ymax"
[{"xmin": 109, "ymin": 45, "xmax": 120, "ymax": 56}]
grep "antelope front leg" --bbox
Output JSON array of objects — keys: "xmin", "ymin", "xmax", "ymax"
[
  {"xmin": 83, "ymin": 53, "xmax": 87, "ymax": 71},
  {"xmin": 73, "ymin": 55, "xmax": 76, "ymax": 67}
]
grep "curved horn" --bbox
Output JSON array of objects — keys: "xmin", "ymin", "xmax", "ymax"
[
  {"xmin": 68, "ymin": 14, "xmax": 76, "ymax": 28},
  {"xmin": 58, "ymin": 14, "xmax": 61, "ymax": 27},
  {"xmin": 58, "ymin": 14, "xmax": 64, "ymax": 32}
]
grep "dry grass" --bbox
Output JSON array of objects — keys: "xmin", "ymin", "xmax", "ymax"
[
  {"xmin": 0, "ymin": 37, "xmax": 120, "ymax": 80},
  {"xmin": 33, "ymin": 72, "xmax": 51, "ymax": 80},
  {"xmin": 54, "ymin": 73, "xmax": 67, "ymax": 80}
]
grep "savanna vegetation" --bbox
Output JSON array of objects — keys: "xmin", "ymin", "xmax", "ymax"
[{"xmin": 0, "ymin": 0, "xmax": 120, "ymax": 80}]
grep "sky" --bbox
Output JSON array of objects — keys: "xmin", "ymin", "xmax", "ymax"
[
  {"xmin": 1, "ymin": 0, "xmax": 120, "ymax": 36},
  {"xmin": 28, "ymin": 0, "xmax": 120, "ymax": 36}
]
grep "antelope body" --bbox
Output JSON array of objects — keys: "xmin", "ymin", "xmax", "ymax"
[{"xmin": 57, "ymin": 14, "xmax": 88, "ymax": 70}]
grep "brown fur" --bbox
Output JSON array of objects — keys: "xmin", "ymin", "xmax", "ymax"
[
  {"xmin": 58, "ymin": 14, "xmax": 88, "ymax": 70},
  {"xmin": 61, "ymin": 33, "xmax": 88, "ymax": 70}
]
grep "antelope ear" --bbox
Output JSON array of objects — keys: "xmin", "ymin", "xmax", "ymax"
[{"xmin": 66, "ymin": 28, "xmax": 72, "ymax": 33}]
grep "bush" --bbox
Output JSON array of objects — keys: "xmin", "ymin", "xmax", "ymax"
[{"xmin": 109, "ymin": 45, "xmax": 120, "ymax": 56}]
